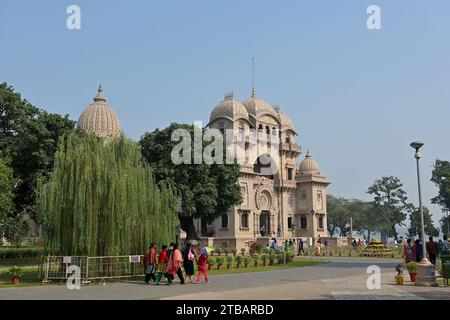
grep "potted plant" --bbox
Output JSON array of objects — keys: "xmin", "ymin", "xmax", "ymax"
[
  {"xmin": 394, "ymin": 264, "xmax": 404, "ymax": 285},
  {"xmin": 236, "ymin": 255, "xmax": 243, "ymax": 268},
  {"xmin": 224, "ymin": 248, "xmax": 231, "ymax": 256},
  {"xmin": 232, "ymin": 248, "xmax": 237, "ymax": 257},
  {"xmin": 263, "ymin": 247, "xmax": 270, "ymax": 254},
  {"xmin": 243, "ymin": 256, "xmax": 250, "ymax": 268},
  {"xmin": 208, "ymin": 258, "xmax": 215, "ymax": 271},
  {"xmin": 218, "ymin": 248, "xmax": 224, "ymax": 256},
  {"xmin": 226, "ymin": 256, "xmax": 233, "ymax": 269},
  {"xmin": 269, "ymin": 253, "xmax": 276, "ymax": 266},
  {"xmin": 406, "ymin": 261, "xmax": 417, "ymax": 282},
  {"xmin": 216, "ymin": 256, "xmax": 224, "ymax": 270},
  {"xmin": 261, "ymin": 254, "xmax": 268, "ymax": 266},
  {"xmin": 241, "ymin": 248, "xmax": 246, "ymax": 256},
  {"xmin": 8, "ymin": 266, "xmax": 23, "ymax": 285},
  {"xmin": 254, "ymin": 255, "xmax": 259, "ymax": 267},
  {"xmin": 277, "ymin": 253, "xmax": 285, "ymax": 265}
]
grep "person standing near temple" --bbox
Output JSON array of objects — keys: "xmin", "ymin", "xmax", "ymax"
[
  {"xmin": 167, "ymin": 242, "xmax": 185, "ymax": 285},
  {"xmin": 143, "ymin": 242, "xmax": 157, "ymax": 284},
  {"xmin": 403, "ymin": 239, "xmax": 414, "ymax": 264},
  {"xmin": 298, "ymin": 239, "xmax": 305, "ymax": 256},
  {"xmin": 413, "ymin": 239, "xmax": 423, "ymax": 262},
  {"xmin": 156, "ymin": 244, "xmax": 169, "ymax": 285},
  {"xmin": 183, "ymin": 243, "xmax": 196, "ymax": 283},
  {"xmin": 426, "ymin": 236, "xmax": 438, "ymax": 265}
]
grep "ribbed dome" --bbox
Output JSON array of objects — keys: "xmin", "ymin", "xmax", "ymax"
[
  {"xmin": 77, "ymin": 85, "xmax": 122, "ymax": 138},
  {"xmin": 299, "ymin": 150, "xmax": 320, "ymax": 175},
  {"xmin": 210, "ymin": 93, "xmax": 249, "ymax": 124},
  {"xmin": 243, "ymin": 93, "xmax": 278, "ymax": 119},
  {"xmin": 278, "ymin": 110, "xmax": 295, "ymax": 131}
]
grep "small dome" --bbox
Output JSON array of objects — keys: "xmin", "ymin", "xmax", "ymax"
[
  {"xmin": 299, "ymin": 150, "xmax": 320, "ymax": 175},
  {"xmin": 243, "ymin": 92, "xmax": 278, "ymax": 119},
  {"xmin": 278, "ymin": 110, "xmax": 295, "ymax": 131},
  {"xmin": 209, "ymin": 92, "xmax": 249, "ymax": 124},
  {"xmin": 76, "ymin": 84, "xmax": 122, "ymax": 138}
]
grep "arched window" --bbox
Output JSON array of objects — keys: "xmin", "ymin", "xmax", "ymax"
[
  {"xmin": 265, "ymin": 126, "xmax": 270, "ymax": 134},
  {"xmin": 285, "ymin": 132, "xmax": 290, "ymax": 144},
  {"xmin": 272, "ymin": 127, "xmax": 276, "ymax": 135},
  {"xmin": 258, "ymin": 124, "xmax": 263, "ymax": 132}
]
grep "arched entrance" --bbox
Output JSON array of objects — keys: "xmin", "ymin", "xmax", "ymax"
[{"xmin": 259, "ymin": 211, "xmax": 270, "ymax": 236}]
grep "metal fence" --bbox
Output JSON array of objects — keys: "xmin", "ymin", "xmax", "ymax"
[{"xmin": 42, "ymin": 255, "xmax": 144, "ymax": 285}]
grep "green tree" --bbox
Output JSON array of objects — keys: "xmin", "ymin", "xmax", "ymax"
[
  {"xmin": 352, "ymin": 202, "xmax": 384, "ymax": 242},
  {"xmin": 37, "ymin": 133, "xmax": 179, "ymax": 256},
  {"xmin": 0, "ymin": 82, "xmax": 75, "ymax": 239},
  {"xmin": 0, "ymin": 157, "xmax": 15, "ymax": 237},
  {"xmin": 439, "ymin": 215, "xmax": 449, "ymax": 237},
  {"xmin": 367, "ymin": 176, "xmax": 409, "ymax": 238},
  {"xmin": 407, "ymin": 206, "xmax": 439, "ymax": 238},
  {"xmin": 326, "ymin": 195, "xmax": 350, "ymax": 236},
  {"xmin": 431, "ymin": 160, "xmax": 450, "ymax": 212},
  {"xmin": 139, "ymin": 123, "xmax": 242, "ymax": 240}
]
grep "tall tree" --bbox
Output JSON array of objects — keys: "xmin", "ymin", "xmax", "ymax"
[
  {"xmin": 0, "ymin": 82, "xmax": 75, "ymax": 240},
  {"xmin": 440, "ymin": 215, "xmax": 449, "ymax": 237},
  {"xmin": 326, "ymin": 195, "xmax": 350, "ymax": 236},
  {"xmin": 139, "ymin": 123, "xmax": 242, "ymax": 240},
  {"xmin": 431, "ymin": 160, "xmax": 450, "ymax": 212},
  {"xmin": 367, "ymin": 176, "xmax": 409, "ymax": 238},
  {"xmin": 352, "ymin": 201, "xmax": 383, "ymax": 242},
  {"xmin": 37, "ymin": 133, "xmax": 179, "ymax": 256},
  {"xmin": 407, "ymin": 206, "xmax": 439, "ymax": 238},
  {"xmin": 0, "ymin": 157, "xmax": 15, "ymax": 237}
]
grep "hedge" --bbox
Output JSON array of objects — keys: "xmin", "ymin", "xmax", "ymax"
[{"xmin": 0, "ymin": 247, "xmax": 44, "ymax": 259}]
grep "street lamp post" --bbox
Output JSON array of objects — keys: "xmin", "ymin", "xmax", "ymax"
[{"xmin": 410, "ymin": 141, "xmax": 438, "ymax": 287}]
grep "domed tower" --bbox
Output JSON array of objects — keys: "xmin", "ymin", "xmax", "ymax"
[
  {"xmin": 76, "ymin": 84, "xmax": 122, "ymax": 138},
  {"xmin": 295, "ymin": 150, "xmax": 330, "ymax": 242}
]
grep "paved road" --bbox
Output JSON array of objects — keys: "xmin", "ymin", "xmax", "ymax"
[{"xmin": 0, "ymin": 257, "xmax": 448, "ymax": 300}]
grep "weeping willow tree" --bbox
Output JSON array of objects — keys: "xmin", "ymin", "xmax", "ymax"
[{"xmin": 37, "ymin": 133, "xmax": 179, "ymax": 256}]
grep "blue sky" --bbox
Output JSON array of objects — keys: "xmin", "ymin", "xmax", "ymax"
[{"xmin": 1, "ymin": 0, "xmax": 449, "ymax": 232}]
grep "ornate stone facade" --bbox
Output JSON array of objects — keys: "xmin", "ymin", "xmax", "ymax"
[{"xmin": 196, "ymin": 90, "xmax": 331, "ymax": 251}]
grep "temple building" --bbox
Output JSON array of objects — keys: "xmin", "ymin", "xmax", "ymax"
[
  {"xmin": 76, "ymin": 84, "xmax": 122, "ymax": 138},
  {"xmin": 196, "ymin": 89, "xmax": 331, "ymax": 251}
]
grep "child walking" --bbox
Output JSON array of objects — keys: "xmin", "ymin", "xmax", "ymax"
[{"xmin": 195, "ymin": 250, "xmax": 209, "ymax": 284}]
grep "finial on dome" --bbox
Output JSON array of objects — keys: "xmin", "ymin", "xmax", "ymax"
[
  {"xmin": 306, "ymin": 149, "xmax": 312, "ymax": 157},
  {"xmin": 273, "ymin": 104, "xmax": 280, "ymax": 112},
  {"xmin": 224, "ymin": 91, "xmax": 234, "ymax": 100},
  {"xmin": 93, "ymin": 83, "xmax": 107, "ymax": 102},
  {"xmin": 251, "ymin": 57, "xmax": 256, "ymax": 98}
]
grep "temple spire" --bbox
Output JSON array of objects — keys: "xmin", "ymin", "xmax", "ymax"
[
  {"xmin": 251, "ymin": 57, "xmax": 256, "ymax": 98},
  {"xmin": 93, "ymin": 82, "xmax": 107, "ymax": 102}
]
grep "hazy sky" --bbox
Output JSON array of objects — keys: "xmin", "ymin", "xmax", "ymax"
[{"xmin": 1, "ymin": 0, "xmax": 449, "ymax": 232}]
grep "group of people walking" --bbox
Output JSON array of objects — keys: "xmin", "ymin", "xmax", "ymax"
[
  {"xmin": 403, "ymin": 235, "xmax": 449, "ymax": 265},
  {"xmin": 142, "ymin": 242, "xmax": 209, "ymax": 285}
]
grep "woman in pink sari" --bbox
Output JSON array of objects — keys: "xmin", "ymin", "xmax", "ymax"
[{"xmin": 167, "ymin": 242, "xmax": 185, "ymax": 285}]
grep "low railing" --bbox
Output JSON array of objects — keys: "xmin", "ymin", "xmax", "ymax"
[{"xmin": 42, "ymin": 255, "xmax": 144, "ymax": 285}]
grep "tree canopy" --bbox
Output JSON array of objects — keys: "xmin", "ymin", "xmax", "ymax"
[
  {"xmin": 139, "ymin": 123, "xmax": 242, "ymax": 239},
  {"xmin": 407, "ymin": 206, "xmax": 439, "ymax": 238},
  {"xmin": 431, "ymin": 160, "xmax": 450, "ymax": 212},
  {"xmin": 367, "ymin": 176, "xmax": 409, "ymax": 238},
  {"xmin": 0, "ymin": 82, "xmax": 75, "ymax": 241},
  {"xmin": 37, "ymin": 133, "xmax": 179, "ymax": 256}
]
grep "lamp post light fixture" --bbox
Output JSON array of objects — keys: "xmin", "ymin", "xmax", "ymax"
[{"xmin": 409, "ymin": 141, "xmax": 438, "ymax": 287}]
